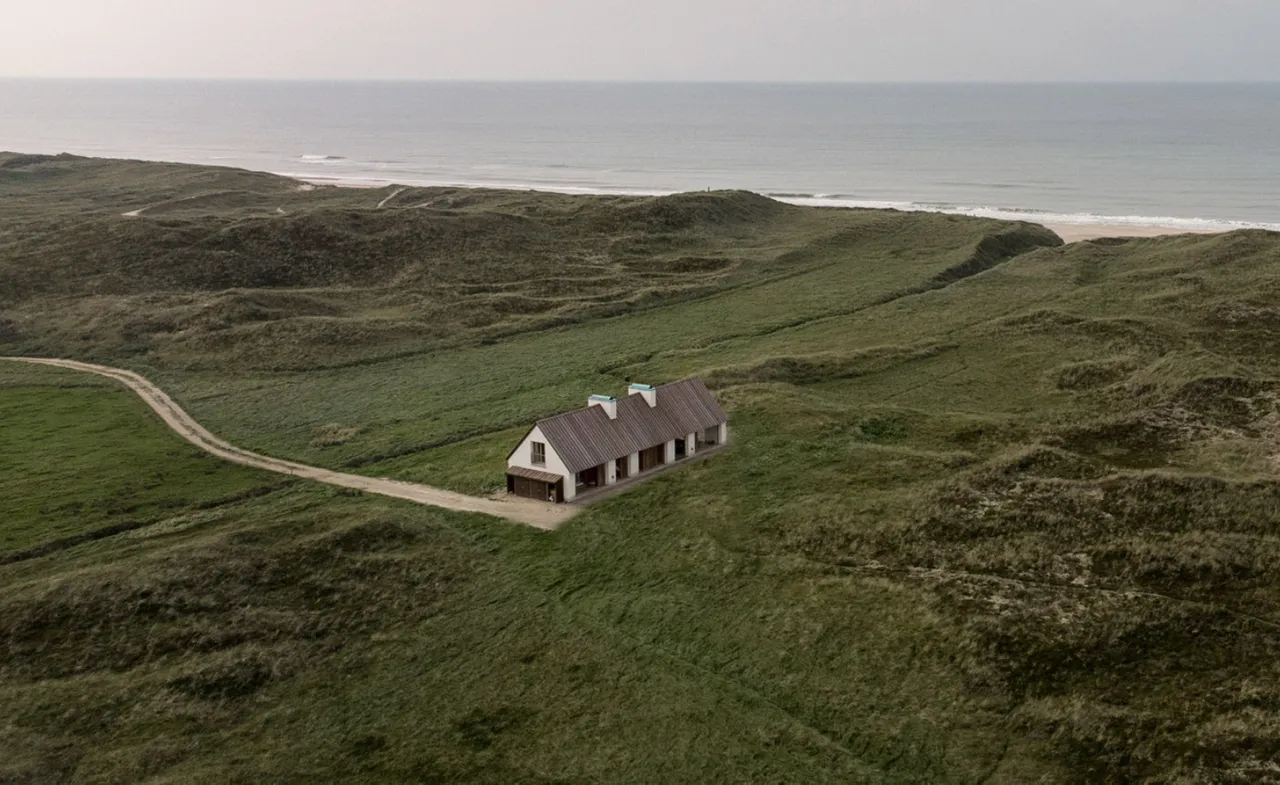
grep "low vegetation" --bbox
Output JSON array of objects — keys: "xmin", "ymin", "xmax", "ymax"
[
  {"xmin": 0, "ymin": 153, "xmax": 1055, "ymax": 371},
  {"xmin": 0, "ymin": 364, "xmax": 281, "ymax": 556},
  {"xmin": 4, "ymin": 154, "xmax": 1280, "ymax": 782}
]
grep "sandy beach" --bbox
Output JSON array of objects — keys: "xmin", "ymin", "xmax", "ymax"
[
  {"xmin": 1044, "ymin": 223, "xmax": 1224, "ymax": 243},
  {"xmin": 297, "ymin": 175, "xmax": 1237, "ymax": 245}
]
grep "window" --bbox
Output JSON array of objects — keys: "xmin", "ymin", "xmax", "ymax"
[{"xmin": 531, "ymin": 441, "xmax": 547, "ymax": 466}]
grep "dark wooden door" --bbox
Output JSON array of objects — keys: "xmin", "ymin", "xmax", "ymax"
[
  {"xmin": 639, "ymin": 445, "xmax": 665, "ymax": 471},
  {"xmin": 577, "ymin": 465, "xmax": 600, "ymax": 488},
  {"xmin": 509, "ymin": 475, "xmax": 552, "ymax": 501}
]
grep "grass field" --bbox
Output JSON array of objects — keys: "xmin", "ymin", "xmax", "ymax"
[
  {"xmin": 5, "ymin": 155, "xmax": 1280, "ymax": 782},
  {"xmin": 0, "ymin": 365, "xmax": 282, "ymax": 555},
  {"xmin": 0, "ymin": 370, "xmax": 1063, "ymax": 784}
]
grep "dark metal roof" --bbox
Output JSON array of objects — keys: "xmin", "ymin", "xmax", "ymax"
[
  {"xmin": 535, "ymin": 378, "xmax": 727, "ymax": 474},
  {"xmin": 506, "ymin": 466, "xmax": 563, "ymax": 484}
]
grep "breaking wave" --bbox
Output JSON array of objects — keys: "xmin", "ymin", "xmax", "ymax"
[
  {"xmin": 268, "ymin": 174, "xmax": 1280, "ymax": 234},
  {"xmin": 773, "ymin": 195, "xmax": 1280, "ymax": 233}
]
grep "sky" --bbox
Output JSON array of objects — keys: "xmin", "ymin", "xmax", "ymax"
[{"xmin": 4, "ymin": 0, "xmax": 1279, "ymax": 82}]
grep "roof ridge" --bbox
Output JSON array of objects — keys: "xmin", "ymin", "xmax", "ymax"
[
  {"xmin": 535, "ymin": 378, "xmax": 711, "ymax": 423},
  {"xmin": 530, "ymin": 378, "xmax": 726, "ymax": 474},
  {"xmin": 536, "ymin": 407, "xmax": 598, "ymax": 426},
  {"xmin": 656, "ymin": 377, "xmax": 703, "ymax": 389}
]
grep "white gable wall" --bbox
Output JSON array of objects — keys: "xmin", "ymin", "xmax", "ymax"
[{"xmin": 507, "ymin": 425, "xmax": 577, "ymax": 501}]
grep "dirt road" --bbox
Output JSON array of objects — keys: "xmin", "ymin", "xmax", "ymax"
[{"xmin": 2, "ymin": 357, "xmax": 577, "ymax": 530}]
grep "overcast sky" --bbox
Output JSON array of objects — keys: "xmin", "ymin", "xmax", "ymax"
[{"xmin": 5, "ymin": 0, "xmax": 1279, "ymax": 82}]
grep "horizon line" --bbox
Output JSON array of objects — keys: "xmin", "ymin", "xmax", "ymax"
[{"xmin": 2, "ymin": 76, "xmax": 1279, "ymax": 86}]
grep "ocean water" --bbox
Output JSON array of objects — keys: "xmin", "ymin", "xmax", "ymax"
[{"xmin": 3, "ymin": 80, "xmax": 1280, "ymax": 231}]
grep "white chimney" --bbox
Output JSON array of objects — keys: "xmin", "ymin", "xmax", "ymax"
[
  {"xmin": 628, "ymin": 383, "xmax": 656, "ymax": 408},
  {"xmin": 589, "ymin": 395, "xmax": 617, "ymax": 419}
]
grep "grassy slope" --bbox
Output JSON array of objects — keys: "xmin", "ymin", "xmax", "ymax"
[
  {"xmin": 147, "ymin": 213, "xmax": 1051, "ymax": 473},
  {"xmin": 0, "ymin": 365, "xmax": 282, "ymax": 554},
  {"xmin": 5, "ymin": 156, "xmax": 1280, "ymax": 782},
  {"xmin": 0, "ymin": 153, "xmax": 1053, "ymax": 372},
  {"xmin": 0, "ymin": 376, "xmax": 1042, "ymax": 785}
]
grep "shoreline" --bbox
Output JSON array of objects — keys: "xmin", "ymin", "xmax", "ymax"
[
  {"xmin": 296, "ymin": 175, "xmax": 1239, "ymax": 243},
  {"xmin": 1042, "ymin": 223, "xmax": 1225, "ymax": 243}
]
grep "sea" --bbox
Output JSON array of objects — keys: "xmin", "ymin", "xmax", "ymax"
[{"xmin": 3, "ymin": 80, "xmax": 1280, "ymax": 231}]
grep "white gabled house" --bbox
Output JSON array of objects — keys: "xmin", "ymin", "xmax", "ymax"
[{"xmin": 506, "ymin": 379, "xmax": 728, "ymax": 503}]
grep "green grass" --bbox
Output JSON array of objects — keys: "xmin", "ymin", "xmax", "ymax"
[
  {"xmin": 0, "ymin": 372, "xmax": 1060, "ymax": 785},
  {"xmin": 135, "ymin": 214, "xmax": 1053, "ymax": 472},
  {"xmin": 0, "ymin": 366, "xmax": 282, "ymax": 554},
  {"xmin": 5, "ymin": 155, "xmax": 1280, "ymax": 782},
  {"xmin": 1, "ymin": 153, "xmax": 1057, "ymax": 372}
]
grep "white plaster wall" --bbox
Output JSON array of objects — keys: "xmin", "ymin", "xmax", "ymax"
[
  {"xmin": 628, "ymin": 387, "xmax": 656, "ymax": 407},
  {"xmin": 589, "ymin": 397, "xmax": 617, "ymax": 419},
  {"xmin": 507, "ymin": 425, "xmax": 575, "ymax": 501},
  {"xmin": 507, "ymin": 413, "xmax": 728, "ymax": 502}
]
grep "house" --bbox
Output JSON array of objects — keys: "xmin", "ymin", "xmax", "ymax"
[{"xmin": 506, "ymin": 379, "xmax": 728, "ymax": 503}]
